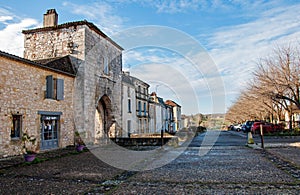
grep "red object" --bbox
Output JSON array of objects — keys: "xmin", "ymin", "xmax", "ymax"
[{"xmin": 251, "ymin": 122, "xmax": 274, "ymax": 134}]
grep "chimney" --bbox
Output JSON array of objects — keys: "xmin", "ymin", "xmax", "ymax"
[
  {"xmin": 123, "ymin": 71, "xmax": 130, "ymax": 76},
  {"xmin": 43, "ymin": 9, "xmax": 58, "ymax": 27}
]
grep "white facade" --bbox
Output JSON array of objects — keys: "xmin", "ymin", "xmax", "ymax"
[
  {"xmin": 165, "ymin": 100, "xmax": 182, "ymax": 132},
  {"xmin": 121, "ymin": 72, "xmax": 149, "ymax": 135},
  {"xmin": 149, "ymin": 93, "xmax": 167, "ymax": 133},
  {"xmin": 135, "ymin": 80, "xmax": 149, "ymax": 134},
  {"xmin": 121, "ymin": 72, "xmax": 137, "ymax": 137}
]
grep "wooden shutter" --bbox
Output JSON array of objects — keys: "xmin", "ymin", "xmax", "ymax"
[
  {"xmin": 56, "ymin": 79, "xmax": 64, "ymax": 100},
  {"xmin": 46, "ymin": 75, "xmax": 53, "ymax": 99}
]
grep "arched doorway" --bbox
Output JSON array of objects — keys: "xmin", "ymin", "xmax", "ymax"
[{"xmin": 95, "ymin": 95, "xmax": 115, "ymax": 144}]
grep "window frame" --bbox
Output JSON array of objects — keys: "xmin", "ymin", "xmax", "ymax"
[
  {"xmin": 11, "ymin": 114, "xmax": 22, "ymax": 139},
  {"xmin": 128, "ymin": 99, "xmax": 131, "ymax": 113},
  {"xmin": 45, "ymin": 75, "xmax": 64, "ymax": 100},
  {"xmin": 104, "ymin": 57, "xmax": 109, "ymax": 75}
]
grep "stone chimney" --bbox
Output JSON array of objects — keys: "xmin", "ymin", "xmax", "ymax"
[
  {"xmin": 123, "ymin": 71, "xmax": 130, "ymax": 76},
  {"xmin": 43, "ymin": 9, "xmax": 58, "ymax": 27}
]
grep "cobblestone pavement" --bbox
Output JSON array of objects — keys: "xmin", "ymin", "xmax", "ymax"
[{"xmin": 0, "ymin": 131, "xmax": 299, "ymax": 194}]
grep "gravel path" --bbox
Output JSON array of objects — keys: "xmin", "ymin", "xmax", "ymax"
[{"xmin": 0, "ymin": 132, "xmax": 299, "ymax": 194}]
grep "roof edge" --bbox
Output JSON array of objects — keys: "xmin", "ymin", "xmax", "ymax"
[
  {"xmin": 0, "ymin": 50, "xmax": 76, "ymax": 77},
  {"xmin": 22, "ymin": 20, "xmax": 123, "ymax": 51}
]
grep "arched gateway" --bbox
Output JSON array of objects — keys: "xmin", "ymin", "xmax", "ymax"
[{"xmin": 94, "ymin": 95, "xmax": 116, "ymax": 144}]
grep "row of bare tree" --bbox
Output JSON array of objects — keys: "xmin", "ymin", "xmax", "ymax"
[{"xmin": 226, "ymin": 45, "xmax": 300, "ymax": 129}]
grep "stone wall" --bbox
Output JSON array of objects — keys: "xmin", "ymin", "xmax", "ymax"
[
  {"xmin": 23, "ymin": 23, "xmax": 123, "ymax": 144},
  {"xmin": 0, "ymin": 56, "xmax": 75, "ymax": 157},
  {"xmin": 83, "ymin": 27, "xmax": 122, "ymax": 140},
  {"xmin": 24, "ymin": 26, "xmax": 85, "ymax": 62}
]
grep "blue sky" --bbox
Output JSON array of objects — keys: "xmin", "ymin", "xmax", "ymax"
[{"xmin": 1, "ymin": 0, "xmax": 300, "ymax": 115}]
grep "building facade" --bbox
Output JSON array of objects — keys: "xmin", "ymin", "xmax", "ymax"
[
  {"xmin": 149, "ymin": 92, "xmax": 167, "ymax": 133},
  {"xmin": 121, "ymin": 72, "xmax": 137, "ymax": 137},
  {"xmin": 22, "ymin": 9, "xmax": 123, "ymax": 144},
  {"xmin": 0, "ymin": 9, "xmax": 183, "ymax": 157},
  {"xmin": 0, "ymin": 51, "xmax": 75, "ymax": 157},
  {"xmin": 134, "ymin": 77, "xmax": 150, "ymax": 134},
  {"xmin": 165, "ymin": 100, "xmax": 182, "ymax": 132}
]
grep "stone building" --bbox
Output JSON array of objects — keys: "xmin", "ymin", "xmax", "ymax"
[
  {"xmin": 121, "ymin": 72, "xmax": 150, "ymax": 135},
  {"xmin": 22, "ymin": 9, "xmax": 123, "ymax": 144},
  {"xmin": 165, "ymin": 100, "xmax": 182, "ymax": 132},
  {"xmin": 149, "ymin": 92, "xmax": 167, "ymax": 133},
  {"xmin": 121, "ymin": 72, "xmax": 137, "ymax": 137},
  {"xmin": 135, "ymin": 76, "xmax": 150, "ymax": 134},
  {"xmin": 0, "ymin": 51, "xmax": 76, "ymax": 157}
]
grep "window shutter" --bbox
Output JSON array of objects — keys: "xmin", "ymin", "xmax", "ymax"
[
  {"xmin": 46, "ymin": 75, "xmax": 53, "ymax": 99},
  {"xmin": 56, "ymin": 79, "xmax": 64, "ymax": 100}
]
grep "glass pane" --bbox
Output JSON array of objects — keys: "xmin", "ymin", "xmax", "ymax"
[{"xmin": 11, "ymin": 115, "xmax": 21, "ymax": 138}]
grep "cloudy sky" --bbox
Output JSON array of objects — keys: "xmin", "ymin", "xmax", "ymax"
[{"xmin": 1, "ymin": 0, "xmax": 300, "ymax": 114}]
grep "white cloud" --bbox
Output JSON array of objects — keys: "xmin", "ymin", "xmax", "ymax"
[
  {"xmin": 0, "ymin": 8, "xmax": 38, "ymax": 56},
  {"xmin": 140, "ymin": 0, "xmax": 276, "ymax": 14},
  {"xmin": 123, "ymin": 46, "xmax": 226, "ymax": 114},
  {"xmin": 0, "ymin": 16, "xmax": 13, "ymax": 23},
  {"xmin": 63, "ymin": 1, "xmax": 126, "ymax": 35},
  {"xmin": 204, "ymin": 3, "xmax": 300, "ymax": 108}
]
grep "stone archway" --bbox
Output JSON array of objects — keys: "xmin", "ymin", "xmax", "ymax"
[{"xmin": 95, "ymin": 95, "xmax": 115, "ymax": 144}]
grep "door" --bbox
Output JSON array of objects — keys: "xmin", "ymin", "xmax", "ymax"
[{"xmin": 41, "ymin": 115, "xmax": 59, "ymax": 150}]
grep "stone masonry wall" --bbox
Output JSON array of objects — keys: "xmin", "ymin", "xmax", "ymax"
[
  {"xmin": 23, "ymin": 25, "xmax": 86, "ymax": 135},
  {"xmin": 83, "ymin": 27, "xmax": 122, "ymax": 141},
  {"xmin": 23, "ymin": 23, "xmax": 123, "ymax": 143},
  {"xmin": 0, "ymin": 57, "xmax": 75, "ymax": 157}
]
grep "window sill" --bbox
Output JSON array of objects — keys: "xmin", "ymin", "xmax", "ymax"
[{"xmin": 11, "ymin": 137, "xmax": 20, "ymax": 141}]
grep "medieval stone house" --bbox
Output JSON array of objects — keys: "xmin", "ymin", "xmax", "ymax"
[
  {"xmin": 0, "ymin": 51, "xmax": 76, "ymax": 157},
  {"xmin": 22, "ymin": 9, "xmax": 123, "ymax": 145},
  {"xmin": 0, "ymin": 9, "xmax": 124, "ymax": 157}
]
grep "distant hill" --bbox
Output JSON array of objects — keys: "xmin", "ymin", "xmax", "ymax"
[{"xmin": 182, "ymin": 113, "xmax": 226, "ymax": 130}]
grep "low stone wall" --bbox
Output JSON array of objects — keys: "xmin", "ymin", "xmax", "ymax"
[{"xmin": 111, "ymin": 137, "xmax": 179, "ymax": 147}]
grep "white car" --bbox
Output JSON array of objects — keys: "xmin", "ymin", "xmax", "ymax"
[{"xmin": 233, "ymin": 124, "xmax": 242, "ymax": 131}]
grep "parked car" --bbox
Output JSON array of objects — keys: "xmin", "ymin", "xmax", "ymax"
[
  {"xmin": 251, "ymin": 121, "xmax": 286, "ymax": 134},
  {"xmin": 242, "ymin": 121, "xmax": 254, "ymax": 133},
  {"xmin": 273, "ymin": 123, "xmax": 285, "ymax": 132},
  {"xmin": 232, "ymin": 124, "xmax": 242, "ymax": 131},
  {"xmin": 251, "ymin": 121, "xmax": 275, "ymax": 134}
]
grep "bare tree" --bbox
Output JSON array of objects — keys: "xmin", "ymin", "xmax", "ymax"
[{"xmin": 226, "ymin": 44, "xmax": 300, "ymax": 128}]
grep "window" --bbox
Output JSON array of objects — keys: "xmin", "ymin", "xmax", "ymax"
[
  {"xmin": 139, "ymin": 119, "xmax": 142, "ymax": 133},
  {"xmin": 144, "ymin": 119, "xmax": 148, "ymax": 133},
  {"xmin": 127, "ymin": 86, "xmax": 130, "ymax": 97},
  {"xmin": 104, "ymin": 57, "xmax": 109, "ymax": 75},
  {"xmin": 127, "ymin": 120, "xmax": 131, "ymax": 133},
  {"xmin": 138, "ymin": 101, "xmax": 141, "ymax": 116},
  {"xmin": 143, "ymin": 102, "xmax": 147, "ymax": 116},
  {"xmin": 128, "ymin": 99, "xmax": 131, "ymax": 113},
  {"xmin": 46, "ymin": 75, "xmax": 64, "ymax": 100},
  {"xmin": 11, "ymin": 115, "xmax": 22, "ymax": 139}
]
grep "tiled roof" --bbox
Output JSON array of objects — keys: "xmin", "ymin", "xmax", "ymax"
[
  {"xmin": 165, "ymin": 100, "xmax": 181, "ymax": 107},
  {"xmin": 34, "ymin": 56, "xmax": 77, "ymax": 75},
  {"xmin": 0, "ymin": 50, "xmax": 76, "ymax": 77},
  {"xmin": 22, "ymin": 20, "xmax": 123, "ymax": 51},
  {"xmin": 122, "ymin": 72, "xmax": 150, "ymax": 88}
]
